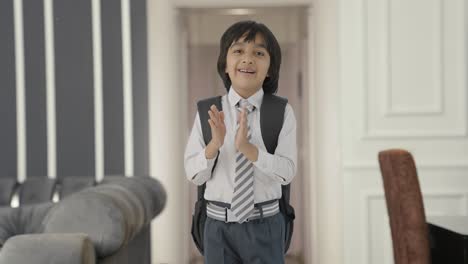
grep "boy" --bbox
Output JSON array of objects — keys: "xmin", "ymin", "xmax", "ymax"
[{"xmin": 184, "ymin": 20, "xmax": 297, "ymax": 264}]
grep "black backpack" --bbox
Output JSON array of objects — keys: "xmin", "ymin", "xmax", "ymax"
[{"xmin": 190, "ymin": 94, "xmax": 296, "ymax": 255}]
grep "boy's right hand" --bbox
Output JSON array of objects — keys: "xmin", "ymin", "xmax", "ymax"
[{"xmin": 207, "ymin": 104, "xmax": 226, "ymax": 150}]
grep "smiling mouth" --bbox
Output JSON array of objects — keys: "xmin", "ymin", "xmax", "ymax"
[{"xmin": 238, "ymin": 69, "xmax": 256, "ymax": 74}]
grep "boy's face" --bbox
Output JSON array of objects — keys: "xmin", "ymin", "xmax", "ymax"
[{"xmin": 225, "ymin": 33, "xmax": 270, "ymax": 97}]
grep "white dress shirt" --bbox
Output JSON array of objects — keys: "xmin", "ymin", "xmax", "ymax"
[{"xmin": 184, "ymin": 88, "xmax": 297, "ymax": 204}]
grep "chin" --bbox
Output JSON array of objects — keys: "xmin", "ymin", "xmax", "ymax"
[{"xmin": 233, "ymin": 82, "xmax": 261, "ymax": 92}]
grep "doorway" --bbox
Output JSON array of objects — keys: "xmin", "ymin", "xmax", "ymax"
[{"xmin": 181, "ymin": 7, "xmax": 310, "ymax": 264}]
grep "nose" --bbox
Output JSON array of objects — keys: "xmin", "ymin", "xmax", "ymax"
[{"xmin": 241, "ymin": 53, "xmax": 254, "ymax": 64}]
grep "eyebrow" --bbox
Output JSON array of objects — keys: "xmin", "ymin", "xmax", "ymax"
[{"xmin": 230, "ymin": 42, "xmax": 267, "ymax": 49}]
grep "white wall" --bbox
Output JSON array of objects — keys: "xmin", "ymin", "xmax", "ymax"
[
  {"xmin": 340, "ymin": 0, "xmax": 468, "ymax": 263},
  {"xmin": 147, "ymin": 1, "xmax": 189, "ymax": 263}
]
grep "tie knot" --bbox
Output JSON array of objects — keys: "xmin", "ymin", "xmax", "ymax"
[{"xmin": 237, "ymin": 99, "xmax": 255, "ymax": 113}]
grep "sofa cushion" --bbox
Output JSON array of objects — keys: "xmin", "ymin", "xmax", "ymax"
[
  {"xmin": 0, "ymin": 202, "xmax": 53, "ymax": 247},
  {"xmin": 19, "ymin": 177, "xmax": 56, "ymax": 205},
  {"xmin": 0, "ymin": 179, "xmax": 16, "ymax": 207},
  {"xmin": 59, "ymin": 176, "xmax": 95, "ymax": 198},
  {"xmin": 0, "ymin": 207, "xmax": 15, "ymax": 247}
]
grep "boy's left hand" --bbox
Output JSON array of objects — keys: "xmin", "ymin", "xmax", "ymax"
[
  {"xmin": 235, "ymin": 107, "xmax": 249, "ymax": 151},
  {"xmin": 235, "ymin": 107, "xmax": 259, "ymax": 161}
]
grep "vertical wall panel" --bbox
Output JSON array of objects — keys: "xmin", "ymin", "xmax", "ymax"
[
  {"xmin": 54, "ymin": 0, "xmax": 95, "ymax": 177},
  {"xmin": 0, "ymin": 0, "xmax": 18, "ymax": 178},
  {"xmin": 24, "ymin": 0, "xmax": 47, "ymax": 177},
  {"xmin": 1, "ymin": 0, "xmax": 149, "ymax": 181},
  {"xmin": 102, "ymin": 0, "xmax": 125, "ymax": 175},
  {"xmin": 131, "ymin": 1, "xmax": 149, "ymax": 261},
  {"xmin": 132, "ymin": 0, "xmax": 149, "ymax": 176}
]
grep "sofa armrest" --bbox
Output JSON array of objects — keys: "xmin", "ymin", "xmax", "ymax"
[
  {"xmin": 42, "ymin": 176, "xmax": 166, "ymax": 258},
  {"xmin": 0, "ymin": 233, "xmax": 95, "ymax": 264}
]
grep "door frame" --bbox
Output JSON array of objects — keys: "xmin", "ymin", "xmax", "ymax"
[{"xmin": 147, "ymin": 1, "xmax": 342, "ymax": 263}]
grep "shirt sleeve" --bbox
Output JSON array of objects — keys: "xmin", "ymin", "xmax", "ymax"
[
  {"xmin": 253, "ymin": 103, "xmax": 297, "ymax": 185},
  {"xmin": 184, "ymin": 112, "xmax": 217, "ymax": 186}
]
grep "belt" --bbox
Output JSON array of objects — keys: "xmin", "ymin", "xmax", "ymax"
[{"xmin": 206, "ymin": 199, "xmax": 280, "ymax": 223}]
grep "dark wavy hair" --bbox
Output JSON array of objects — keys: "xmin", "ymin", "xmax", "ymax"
[{"xmin": 217, "ymin": 20, "xmax": 282, "ymax": 94}]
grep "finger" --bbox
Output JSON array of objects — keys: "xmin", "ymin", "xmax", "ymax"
[
  {"xmin": 219, "ymin": 111, "xmax": 225, "ymax": 123},
  {"xmin": 208, "ymin": 111, "xmax": 218, "ymax": 127},
  {"xmin": 210, "ymin": 105, "xmax": 220, "ymax": 121},
  {"xmin": 239, "ymin": 113, "xmax": 246, "ymax": 132},
  {"xmin": 238, "ymin": 109, "xmax": 244, "ymax": 125},
  {"xmin": 208, "ymin": 110, "xmax": 215, "ymax": 124},
  {"xmin": 241, "ymin": 108, "xmax": 247, "ymax": 123},
  {"xmin": 211, "ymin": 104, "xmax": 220, "ymax": 115},
  {"xmin": 208, "ymin": 119, "xmax": 217, "ymax": 128},
  {"xmin": 242, "ymin": 111, "xmax": 248, "ymax": 129},
  {"xmin": 211, "ymin": 105, "xmax": 223, "ymax": 123}
]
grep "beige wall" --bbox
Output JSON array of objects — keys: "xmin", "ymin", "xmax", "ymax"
[{"xmin": 183, "ymin": 9, "xmax": 307, "ymax": 261}]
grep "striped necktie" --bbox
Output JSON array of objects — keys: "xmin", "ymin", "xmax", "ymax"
[{"xmin": 231, "ymin": 99, "xmax": 255, "ymax": 223}]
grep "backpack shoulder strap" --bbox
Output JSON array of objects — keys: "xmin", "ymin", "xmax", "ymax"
[
  {"xmin": 197, "ymin": 96, "xmax": 223, "ymax": 145},
  {"xmin": 260, "ymin": 94, "xmax": 288, "ymax": 155},
  {"xmin": 260, "ymin": 94, "xmax": 292, "ymax": 205},
  {"xmin": 196, "ymin": 96, "xmax": 222, "ymax": 201}
]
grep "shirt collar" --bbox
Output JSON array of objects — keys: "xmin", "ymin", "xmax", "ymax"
[{"xmin": 228, "ymin": 87, "xmax": 264, "ymax": 110}]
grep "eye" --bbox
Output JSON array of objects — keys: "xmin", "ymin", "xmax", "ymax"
[
  {"xmin": 233, "ymin": 49, "xmax": 242, "ymax": 54},
  {"xmin": 256, "ymin": 51, "xmax": 265, "ymax": 56}
]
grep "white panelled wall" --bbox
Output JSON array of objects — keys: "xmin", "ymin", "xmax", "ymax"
[{"xmin": 341, "ymin": 0, "xmax": 468, "ymax": 263}]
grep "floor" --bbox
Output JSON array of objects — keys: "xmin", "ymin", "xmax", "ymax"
[{"xmin": 190, "ymin": 254, "xmax": 303, "ymax": 264}]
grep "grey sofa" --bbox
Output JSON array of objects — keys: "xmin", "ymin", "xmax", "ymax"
[{"xmin": 0, "ymin": 176, "xmax": 166, "ymax": 264}]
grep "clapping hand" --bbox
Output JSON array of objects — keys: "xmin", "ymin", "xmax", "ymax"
[
  {"xmin": 207, "ymin": 104, "xmax": 226, "ymax": 149},
  {"xmin": 235, "ymin": 106, "xmax": 249, "ymax": 151}
]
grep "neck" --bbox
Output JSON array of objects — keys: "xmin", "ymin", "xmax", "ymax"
[{"xmin": 233, "ymin": 87, "xmax": 260, "ymax": 99}]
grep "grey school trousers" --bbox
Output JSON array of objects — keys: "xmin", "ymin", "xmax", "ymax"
[{"xmin": 203, "ymin": 212, "xmax": 285, "ymax": 264}]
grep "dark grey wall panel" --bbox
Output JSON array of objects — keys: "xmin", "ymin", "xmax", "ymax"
[
  {"xmin": 24, "ymin": 0, "xmax": 47, "ymax": 177},
  {"xmin": 55, "ymin": 0, "xmax": 95, "ymax": 177},
  {"xmin": 131, "ymin": 0, "xmax": 149, "ymax": 176},
  {"xmin": 102, "ymin": 0, "xmax": 124, "ymax": 175},
  {"xmin": 1, "ymin": 0, "xmax": 149, "ymax": 180},
  {"xmin": 0, "ymin": 0, "xmax": 17, "ymax": 178}
]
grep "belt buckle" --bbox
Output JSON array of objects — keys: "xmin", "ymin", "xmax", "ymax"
[{"xmin": 226, "ymin": 208, "xmax": 240, "ymax": 223}]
